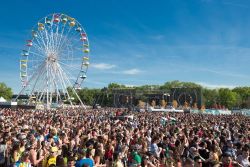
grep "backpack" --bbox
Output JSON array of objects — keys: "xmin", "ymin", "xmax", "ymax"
[
  {"xmin": 0, "ymin": 152, "xmax": 4, "ymax": 165},
  {"xmin": 0, "ymin": 145, "xmax": 6, "ymax": 164}
]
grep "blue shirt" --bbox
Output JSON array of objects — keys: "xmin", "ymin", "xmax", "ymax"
[
  {"xmin": 75, "ymin": 158, "xmax": 94, "ymax": 167},
  {"xmin": 45, "ymin": 135, "xmax": 59, "ymax": 144}
]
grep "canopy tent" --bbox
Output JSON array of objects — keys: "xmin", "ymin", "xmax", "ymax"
[
  {"xmin": 190, "ymin": 109, "xmax": 232, "ymax": 115},
  {"xmin": 0, "ymin": 97, "xmax": 7, "ymax": 103},
  {"xmin": 160, "ymin": 116, "xmax": 177, "ymax": 126}
]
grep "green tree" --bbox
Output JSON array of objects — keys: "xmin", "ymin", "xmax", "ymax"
[
  {"xmin": 78, "ymin": 88, "xmax": 100, "ymax": 106},
  {"xmin": 232, "ymin": 87, "xmax": 250, "ymax": 108},
  {"xmin": 108, "ymin": 83, "xmax": 126, "ymax": 89},
  {"xmin": 160, "ymin": 80, "xmax": 202, "ymax": 91},
  {"xmin": 66, "ymin": 81, "xmax": 250, "ymax": 109},
  {"xmin": 67, "ymin": 87, "xmax": 101, "ymax": 106},
  {"xmin": 202, "ymin": 88, "xmax": 219, "ymax": 108},
  {"xmin": 0, "ymin": 82, "xmax": 13, "ymax": 100},
  {"xmin": 137, "ymin": 85, "xmax": 160, "ymax": 91},
  {"xmin": 159, "ymin": 80, "xmax": 182, "ymax": 91},
  {"xmin": 218, "ymin": 88, "xmax": 238, "ymax": 109}
]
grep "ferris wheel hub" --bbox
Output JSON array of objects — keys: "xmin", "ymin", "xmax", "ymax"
[{"xmin": 47, "ymin": 56, "xmax": 57, "ymax": 62}]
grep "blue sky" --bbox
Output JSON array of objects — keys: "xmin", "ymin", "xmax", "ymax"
[{"xmin": 1, "ymin": 0, "xmax": 250, "ymax": 93}]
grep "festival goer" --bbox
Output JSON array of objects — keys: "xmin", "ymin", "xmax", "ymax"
[
  {"xmin": 0, "ymin": 108, "xmax": 249, "ymax": 167},
  {"xmin": 14, "ymin": 151, "xmax": 32, "ymax": 167},
  {"xmin": 75, "ymin": 150, "xmax": 94, "ymax": 167},
  {"xmin": 236, "ymin": 147, "xmax": 250, "ymax": 167}
]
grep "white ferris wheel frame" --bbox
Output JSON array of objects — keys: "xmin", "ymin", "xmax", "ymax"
[{"xmin": 16, "ymin": 13, "xmax": 90, "ymax": 109}]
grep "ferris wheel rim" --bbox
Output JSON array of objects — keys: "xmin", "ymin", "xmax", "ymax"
[
  {"xmin": 17, "ymin": 13, "xmax": 91, "ymax": 109},
  {"xmin": 20, "ymin": 13, "xmax": 90, "ymax": 89}
]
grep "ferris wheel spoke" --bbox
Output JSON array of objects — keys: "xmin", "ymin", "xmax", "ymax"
[
  {"xmin": 32, "ymin": 41, "xmax": 46, "ymax": 55},
  {"xmin": 36, "ymin": 30, "xmax": 48, "ymax": 52},
  {"xmin": 33, "ymin": 31, "xmax": 46, "ymax": 50},
  {"xmin": 58, "ymin": 50, "xmax": 74, "ymax": 64},
  {"xmin": 57, "ymin": 26, "xmax": 73, "ymax": 51},
  {"xmin": 33, "ymin": 39, "xmax": 45, "ymax": 52},
  {"xmin": 39, "ymin": 28, "xmax": 49, "ymax": 52},
  {"xmin": 58, "ymin": 30, "xmax": 81, "ymax": 53},
  {"xmin": 50, "ymin": 23, "xmax": 58, "ymax": 53},
  {"xmin": 32, "ymin": 39, "xmax": 45, "ymax": 52},
  {"xmin": 50, "ymin": 20, "xmax": 55, "ymax": 52},
  {"xmin": 47, "ymin": 25, "xmax": 55, "ymax": 50},
  {"xmin": 57, "ymin": 62, "xmax": 77, "ymax": 83},
  {"xmin": 50, "ymin": 64, "xmax": 62, "ymax": 103},
  {"xmin": 53, "ymin": 23, "xmax": 61, "ymax": 53},
  {"xmin": 57, "ymin": 64, "xmax": 73, "ymax": 104},
  {"xmin": 55, "ymin": 23, "xmax": 66, "ymax": 52},
  {"xmin": 59, "ymin": 66, "xmax": 78, "ymax": 83},
  {"xmin": 55, "ymin": 23, "xmax": 61, "ymax": 52},
  {"xmin": 44, "ymin": 26, "xmax": 51, "ymax": 53},
  {"xmin": 29, "ymin": 64, "xmax": 47, "ymax": 96},
  {"xmin": 37, "ymin": 80, "xmax": 48, "ymax": 103},
  {"xmin": 59, "ymin": 58, "xmax": 82, "ymax": 61},
  {"xmin": 57, "ymin": 63, "xmax": 83, "ymax": 106},
  {"xmin": 47, "ymin": 64, "xmax": 54, "ymax": 104},
  {"xmin": 29, "ymin": 51, "xmax": 45, "ymax": 59},
  {"xmin": 57, "ymin": 60, "xmax": 81, "ymax": 71}
]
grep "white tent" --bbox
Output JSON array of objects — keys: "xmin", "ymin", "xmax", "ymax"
[{"xmin": 0, "ymin": 97, "xmax": 7, "ymax": 102}]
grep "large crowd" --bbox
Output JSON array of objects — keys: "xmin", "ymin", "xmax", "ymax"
[{"xmin": 0, "ymin": 108, "xmax": 249, "ymax": 167}]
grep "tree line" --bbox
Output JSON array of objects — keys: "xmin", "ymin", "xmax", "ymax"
[
  {"xmin": 70, "ymin": 81, "xmax": 250, "ymax": 109},
  {"xmin": 1, "ymin": 81, "xmax": 250, "ymax": 109}
]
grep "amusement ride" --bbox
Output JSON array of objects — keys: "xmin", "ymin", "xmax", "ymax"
[{"xmin": 16, "ymin": 13, "xmax": 90, "ymax": 109}]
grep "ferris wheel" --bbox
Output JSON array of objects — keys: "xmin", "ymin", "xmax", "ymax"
[{"xmin": 17, "ymin": 13, "xmax": 90, "ymax": 109}]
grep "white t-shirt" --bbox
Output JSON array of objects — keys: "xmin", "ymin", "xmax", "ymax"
[{"xmin": 237, "ymin": 155, "xmax": 250, "ymax": 167}]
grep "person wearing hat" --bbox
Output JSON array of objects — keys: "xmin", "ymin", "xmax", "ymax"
[{"xmin": 43, "ymin": 146, "xmax": 58, "ymax": 167}]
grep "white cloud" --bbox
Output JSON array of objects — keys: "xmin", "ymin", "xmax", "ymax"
[
  {"xmin": 85, "ymin": 79, "xmax": 107, "ymax": 85},
  {"xmin": 91, "ymin": 63, "xmax": 116, "ymax": 70},
  {"xmin": 221, "ymin": 1, "xmax": 249, "ymax": 9},
  {"xmin": 150, "ymin": 34, "xmax": 165, "ymax": 40},
  {"xmin": 197, "ymin": 68, "xmax": 250, "ymax": 79},
  {"xmin": 124, "ymin": 84, "xmax": 136, "ymax": 87},
  {"xmin": 123, "ymin": 68, "xmax": 143, "ymax": 75},
  {"xmin": 197, "ymin": 82, "xmax": 236, "ymax": 89}
]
